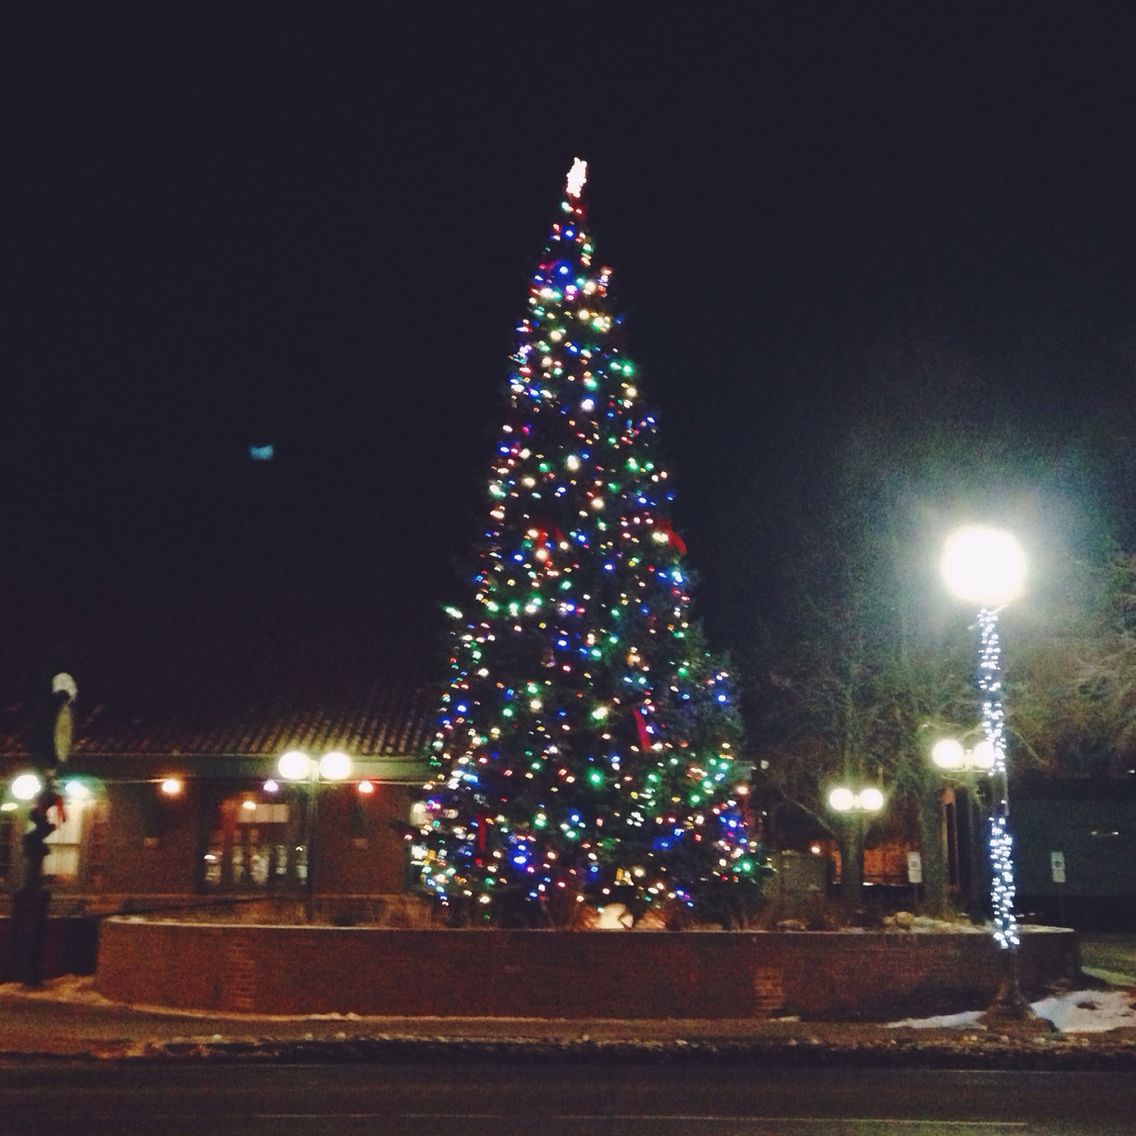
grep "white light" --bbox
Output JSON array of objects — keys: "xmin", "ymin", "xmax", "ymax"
[
  {"xmin": 971, "ymin": 739, "xmax": 996, "ymax": 770},
  {"xmin": 565, "ymin": 156, "xmax": 588, "ymax": 199},
  {"xmin": 0, "ymin": 802, "xmax": 17, "ymax": 813},
  {"xmin": 63, "ymin": 780, "xmax": 91, "ymax": 800},
  {"xmin": 11, "ymin": 773, "xmax": 42, "ymax": 802},
  {"xmin": 828, "ymin": 786, "xmax": 855, "ymax": 812},
  {"xmin": 160, "ymin": 778, "xmax": 184, "ymax": 797},
  {"xmin": 241, "ymin": 799, "xmax": 257, "ymax": 811},
  {"xmin": 931, "ymin": 738, "xmax": 965, "ymax": 770},
  {"xmin": 263, "ymin": 779, "xmax": 279, "ymax": 793},
  {"xmin": 278, "ymin": 750, "xmax": 313, "ymax": 781},
  {"xmin": 319, "ymin": 751, "xmax": 352, "ymax": 781},
  {"xmin": 859, "ymin": 787, "xmax": 885, "ymax": 813},
  {"xmin": 942, "ymin": 526, "xmax": 1026, "ymax": 608}
]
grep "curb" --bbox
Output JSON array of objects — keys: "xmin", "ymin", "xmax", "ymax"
[{"xmin": 4, "ymin": 1032, "xmax": 1136, "ymax": 1070}]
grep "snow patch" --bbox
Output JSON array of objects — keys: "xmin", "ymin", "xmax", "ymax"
[{"xmin": 888, "ymin": 988, "xmax": 1136, "ymax": 1033}]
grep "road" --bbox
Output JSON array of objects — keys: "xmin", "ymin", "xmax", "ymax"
[{"xmin": 2, "ymin": 1061, "xmax": 1134, "ymax": 1135}]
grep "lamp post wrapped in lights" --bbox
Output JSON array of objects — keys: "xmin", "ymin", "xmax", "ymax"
[{"xmin": 941, "ymin": 525, "xmax": 1031, "ymax": 1020}]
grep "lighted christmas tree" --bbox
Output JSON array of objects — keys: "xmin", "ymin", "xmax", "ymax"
[{"xmin": 418, "ymin": 160, "xmax": 757, "ymax": 926}]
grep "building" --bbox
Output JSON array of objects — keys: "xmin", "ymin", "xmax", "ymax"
[{"xmin": 1, "ymin": 569, "xmax": 440, "ymax": 919}]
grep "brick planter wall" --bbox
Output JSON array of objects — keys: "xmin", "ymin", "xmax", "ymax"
[
  {"xmin": 95, "ymin": 921, "xmax": 1081, "ymax": 1019},
  {"xmin": 0, "ymin": 917, "xmax": 100, "ymax": 981}
]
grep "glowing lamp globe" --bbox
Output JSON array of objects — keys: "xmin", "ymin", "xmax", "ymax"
[
  {"xmin": 932, "ymin": 738, "xmax": 966, "ymax": 771},
  {"xmin": 11, "ymin": 773, "xmax": 43, "ymax": 802},
  {"xmin": 859, "ymin": 787, "xmax": 885, "ymax": 813},
  {"xmin": 970, "ymin": 739, "xmax": 997, "ymax": 770},
  {"xmin": 828, "ymin": 786, "xmax": 855, "ymax": 812},
  {"xmin": 941, "ymin": 526, "xmax": 1026, "ymax": 608},
  {"xmin": 319, "ymin": 751, "xmax": 352, "ymax": 781},
  {"xmin": 278, "ymin": 750, "xmax": 313, "ymax": 781}
]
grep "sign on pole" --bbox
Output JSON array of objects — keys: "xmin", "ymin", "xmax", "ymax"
[{"xmin": 1050, "ymin": 851, "xmax": 1066, "ymax": 884}]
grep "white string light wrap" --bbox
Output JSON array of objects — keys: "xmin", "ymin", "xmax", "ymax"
[{"xmin": 978, "ymin": 606, "xmax": 1019, "ymax": 950}]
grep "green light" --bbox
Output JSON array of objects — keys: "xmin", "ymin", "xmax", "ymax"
[{"xmin": 587, "ymin": 770, "xmax": 604, "ymax": 787}]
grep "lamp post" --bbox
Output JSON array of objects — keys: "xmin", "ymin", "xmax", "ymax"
[
  {"xmin": 827, "ymin": 784, "xmax": 885, "ymax": 917},
  {"xmin": 930, "ymin": 736, "xmax": 994, "ymax": 918},
  {"xmin": 277, "ymin": 749, "xmax": 352, "ymax": 921},
  {"xmin": 941, "ymin": 525, "xmax": 1031, "ymax": 1020}
]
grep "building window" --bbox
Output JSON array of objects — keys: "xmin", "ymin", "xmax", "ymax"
[
  {"xmin": 203, "ymin": 793, "xmax": 301, "ymax": 892},
  {"xmin": 44, "ymin": 797, "xmax": 99, "ymax": 883}
]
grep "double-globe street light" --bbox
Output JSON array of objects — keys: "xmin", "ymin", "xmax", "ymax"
[
  {"xmin": 930, "ymin": 736, "xmax": 994, "ymax": 919},
  {"xmin": 941, "ymin": 524, "xmax": 1031, "ymax": 1019},
  {"xmin": 827, "ymin": 784, "xmax": 886, "ymax": 915},
  {"xmin": 276, "ymin": 749, "xmax": 352, "ymax": 921}
]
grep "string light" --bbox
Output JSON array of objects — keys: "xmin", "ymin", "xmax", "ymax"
[
  {"xmin": 416, "ymin": 161, "xmax": 754, "ymax": 920},
  {"xmin": 979, "ymin": 606, "xmax": 1020, "ymax": 950}
]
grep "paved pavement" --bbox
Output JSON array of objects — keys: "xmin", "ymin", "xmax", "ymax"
[
  {"xmin": 0, "ymin": 933, "xmax": 1132, "ymax": 1066},
  {"xmin": 0, "ymin": 978, "xmax": 1134, "ymax": 1068}
]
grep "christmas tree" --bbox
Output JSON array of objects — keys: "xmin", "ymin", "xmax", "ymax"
[{"xmin": 418, "ymin": 160, "xmax": 757, "ymax": 926}]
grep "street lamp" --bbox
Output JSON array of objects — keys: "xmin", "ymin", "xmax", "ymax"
[
  {"xmin": 827, "ymin": 783, "xmax": 885, "ymax": 916},
  {"xmin": 931, "ymin": 737, "xmax": 996, "ymax": 774},
  {"xmin": 828, "ymin": 785, "xmax": 886, "ymax": 814},
  {"xmin": 930, "ymin": 736, "xmax": 994, "ymax": 918},
  {"xmin": 942, "ymin": 525, "xmax": 1030, "ymax": 1020},
  {"xmin": 277, "ymin": 749, "xmax": 352, "ymax": 920}
]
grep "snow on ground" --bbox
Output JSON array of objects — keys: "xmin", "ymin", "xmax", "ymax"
[
  {"xmin": 888, "ymin": 988, "xmax": 1136, "ymax": 1033},
  {"xmin": 6, "ymin": 975, "xmax": 1135, "ymax": 1035},
  {"xmin": 0, "ymin": 976, "xmax": 365, "ymax": 1021},
  {"xmin": 0, "ymin": 975, "xmax": 112, "ymax": 1006}
]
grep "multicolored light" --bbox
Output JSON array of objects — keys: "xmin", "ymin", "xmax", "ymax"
[{"xmin": 417, "ymin": 163, "xmax": 753, "ymax": 921}]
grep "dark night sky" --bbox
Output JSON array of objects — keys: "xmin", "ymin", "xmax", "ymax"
[{"xmin": 6, "ymin": 4, "xmax": 1136, "ymax": 661}]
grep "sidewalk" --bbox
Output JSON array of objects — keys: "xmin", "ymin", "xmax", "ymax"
[{"xmin": 2, "ymin": 974, "xmax": 1136, "ymax": 1068}]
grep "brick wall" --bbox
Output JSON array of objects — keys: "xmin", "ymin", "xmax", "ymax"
[{"xmin": 96, "ymin": 921, "xmax": 1080, "ymax": 1019}]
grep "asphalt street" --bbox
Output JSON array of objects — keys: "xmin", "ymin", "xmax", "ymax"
[{"xmin": 2, "ymin": 1061, "xmax": 1135, "ymax": 1136}]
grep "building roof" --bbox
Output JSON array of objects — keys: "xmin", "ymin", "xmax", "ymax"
[
  {"xmin": 1, "ymin": 599, "xmax": 443, "ymax": 767},
  {"xmin": 1, "ymin": 568, "xmax": 446, "ymax": 769}
]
